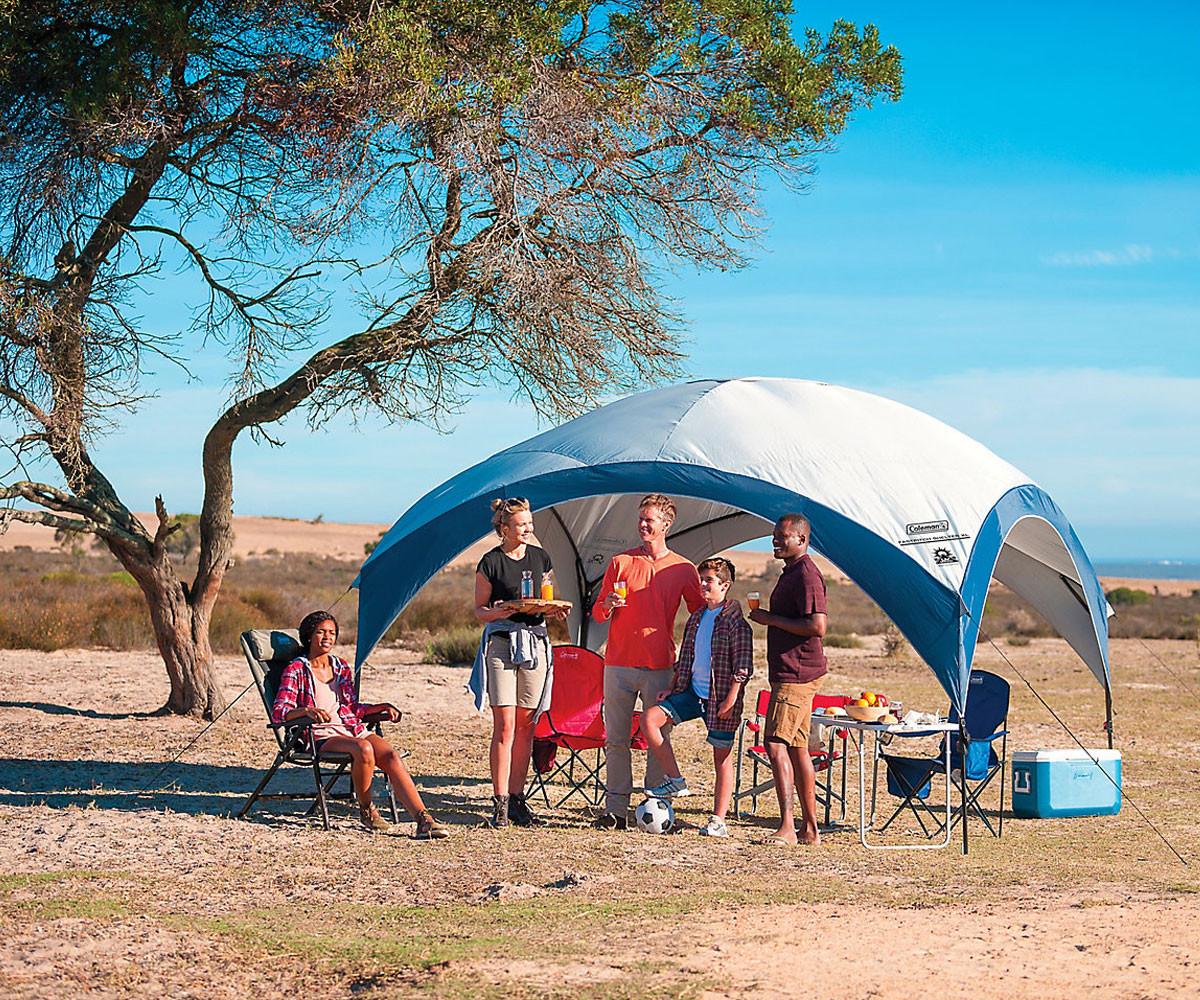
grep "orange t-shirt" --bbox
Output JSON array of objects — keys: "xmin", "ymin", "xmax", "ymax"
[{"xmin": 593, "ymin": 548, "xmax": 704, "ymax": 670}]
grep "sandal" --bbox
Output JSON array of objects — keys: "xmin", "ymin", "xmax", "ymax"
[
  {"xmin": 415, "ymin": 810, "xmax": 450, "ymax": 840},
  {"xmin": 360, "ymin": 803, "xmax": 392, "ymax": 833}
]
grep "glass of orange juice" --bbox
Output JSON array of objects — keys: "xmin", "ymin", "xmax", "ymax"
[
  {"xmin": 540, "ymin": 570, "xmax": 554, "ymax": 601},
  {"xmin": 613, "ymin": 580, "xmax": 627, "ymax": 602},
  {"xmin": 747, "ymin": 591, "xmax": 760, "ymax": 610}
]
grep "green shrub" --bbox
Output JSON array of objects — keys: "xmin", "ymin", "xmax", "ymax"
[
  {"xmin": 103, "ymin": 571, "xmax": 137, "ymax": 586},
  {"xmin": 40, "ymin": 570, "xmax": 86, "ymax": 585},
  {"xmin": 425, "ymin": 626, "xmax": 480, "ymax": 665},
  {"xmin": 1106, "ymin": 587, "xmax": 1152, "ymax": 606},
  {"xmin": 235, "ymin": 586, "xmax": 295, "ymax": 623},
  {"xmin": 824, "ymin": 633, "xmax": 863, "ymax": 648},
  {"xmin": 90, "ymin": 591, "xmax": 155, "ymax": 649},
  {"xmin": 209, "ymin": 595, "xmax": 272, "ymax": 653},
  {"xmin": 1006, "ymin": 634, "xmax": 1032, "ymax": 646},
  {"xmin": 881, "ymin": 623, "xmax": 907, "ymax": 657}
]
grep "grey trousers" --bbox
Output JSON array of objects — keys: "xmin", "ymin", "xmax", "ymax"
[{"xmin": 603, "ymin": 665, "xmax": 673, "ymax": 816}]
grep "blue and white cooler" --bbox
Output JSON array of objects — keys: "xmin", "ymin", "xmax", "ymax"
[{"xmin": 1011, "ymin": 748, "xmax": 1122, "ymax": 818}]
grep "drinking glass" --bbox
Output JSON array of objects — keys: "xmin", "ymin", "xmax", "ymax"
[
  {"xmin": 613, "ymin": 580, "xmax": 627, "ymax": 602},
  {"xmin": 747, "ymin": 591, "xmax": 760, "ymax": 610}
]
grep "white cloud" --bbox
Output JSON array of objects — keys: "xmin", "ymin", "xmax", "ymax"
[{"xmin": 1040, "ymin": 244, "xmax": 1162, "ymax": 267}]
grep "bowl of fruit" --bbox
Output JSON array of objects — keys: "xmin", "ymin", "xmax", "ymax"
[{"xmin": 844, "ymin": 691, "xmax": 890, "ymax": 722}]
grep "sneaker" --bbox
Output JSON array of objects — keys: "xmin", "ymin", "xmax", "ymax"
[
  {"xmin": 507, "ymin": 792, "xmax": 544, "ymax": 828},
  {"xmin": 645, "ymin": 776, "xmax": 692, "ymax": 799},
  {"xmin": 590, "ymin": 813, "xmax": 627, "ymax": 831},
  {"xmin": 698, "ymin": 816, "xmax": 728, "ymax": 838}
]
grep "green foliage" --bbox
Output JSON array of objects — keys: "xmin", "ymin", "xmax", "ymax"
[
  {"xmin": 164, "ymin": 514, "xmax": 203, "ymax": 560},
  {"xmin": 1107, "ymin": 587, "xmax": 1153, "ymax": 606},
  {"xmin": 824, "ymin": 632, "xmax": 863, "ymax": 648},
  {"xmin": 325, "ymin": 1, "xmax": 902, "ymax": 145},
  {"xmin": 881, "ymin": 622, "xmax": 907, "ymax": 657},
  {"xmin": 425, "ymin": 625, "xmax": 480, "ymax": 665}
]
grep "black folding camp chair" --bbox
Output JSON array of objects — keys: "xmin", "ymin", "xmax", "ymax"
[{"xmin": 237, "ymin": 628, "xmax": 399, "ymax": 828}]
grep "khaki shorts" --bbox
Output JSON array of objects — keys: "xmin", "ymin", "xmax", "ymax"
[
  {"xmin": 764, "ymin": 678, "xmax": 825, "ymax": 747},
  {"xmin": 485, "ymin": 634, "xmax": 549, "ymax": 709}
]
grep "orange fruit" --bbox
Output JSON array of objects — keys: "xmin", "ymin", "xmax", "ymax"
[{"xmin": 862, "ymin": 691, "xmax": 877, "ymax": 706}]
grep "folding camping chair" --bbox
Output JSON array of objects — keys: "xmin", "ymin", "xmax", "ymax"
[
  {"xmin": 527, "ymin": 645, "xmax": 648, "ymax": 808},
  {"xmin": 237, "ymin": 628, "xmax": 400, "ymax": 829},
  {"xmin": 877, "ymin": 669, "xmax": 1010, "ymax": 839},
  {"xmin": 732, "ymin": 689, "xmax": 850, "ymax": 824}
]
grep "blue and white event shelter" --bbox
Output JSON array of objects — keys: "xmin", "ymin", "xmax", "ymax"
[{"xmin": 355, "ymin": 378, "xmax": 1111, "ymax": 721}]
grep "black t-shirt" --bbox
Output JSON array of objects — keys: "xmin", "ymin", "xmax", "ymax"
[{"xmin": 476, "ymin": 545, "xmax": 554, "ymax": 625}]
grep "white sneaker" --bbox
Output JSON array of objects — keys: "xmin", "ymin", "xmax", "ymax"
[
  {"xmin": 698, "ymin": 815, "xmax": 728, "ymax": 838},
  {"xmin": 645, "ymin": 776, "xmax": 691, "ymax": 799}
]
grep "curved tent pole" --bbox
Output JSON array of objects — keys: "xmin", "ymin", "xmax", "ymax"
[
  {"xmin": 355, "ymin": 464, "xmax": 970, "ymax": 705},
  {"xmin": 958, "ymin": 486, "xmax": 1111, "ymax": 699}
]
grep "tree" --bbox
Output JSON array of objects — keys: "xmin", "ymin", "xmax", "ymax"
[{"xmin": 0, "ymin": 1, "xmax": 902, "ymax": 718}]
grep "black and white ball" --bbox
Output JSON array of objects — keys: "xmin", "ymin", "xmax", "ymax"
[{"xmin": 635, "ymin": 796, "xmax": 675, "ymax": 834}]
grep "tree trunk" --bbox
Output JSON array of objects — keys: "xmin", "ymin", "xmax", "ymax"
[{"xmin": 110, "ymin": 536, "xmax": 226, "ymax": 720}]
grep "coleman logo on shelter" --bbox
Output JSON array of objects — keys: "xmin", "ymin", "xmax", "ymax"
[{"xmin": 907, "ymin": 519, "xmax": 950, "ymax": 535}]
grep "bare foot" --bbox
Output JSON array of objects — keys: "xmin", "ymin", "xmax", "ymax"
[
  {"xmin": 768, "ymin": 824, "xmax": 799, "ymax": 845},
  {"xmin": 797, "ymin": 822, "xmax": 821, "ymax": 846}
]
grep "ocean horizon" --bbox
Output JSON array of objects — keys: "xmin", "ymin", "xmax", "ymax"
[
  {"xmin": 1090, "ymin": 560, "xmax": 1200, "ymax": 582},
  {"xmin": 734, "ymin": 543, "xmax": 1200, "ymax": 582}
]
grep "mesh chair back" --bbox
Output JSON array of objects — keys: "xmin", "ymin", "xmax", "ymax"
[
  {"xmin": 535, "ymin": 645, "xmax": 606, "ymax": 743},
  {"xmin": 241, "ymin": 629, "xmax": 302, "ymax": 750}
]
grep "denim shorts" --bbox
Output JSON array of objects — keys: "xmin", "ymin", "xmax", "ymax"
[{"xmin": 660, "ymin": 688, "xmax": 736, "ymax": 749}]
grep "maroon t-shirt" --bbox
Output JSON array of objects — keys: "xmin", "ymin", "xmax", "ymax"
[{"xmin": 766, "ymin": 554, "xmax": 828, "ymax": 684}]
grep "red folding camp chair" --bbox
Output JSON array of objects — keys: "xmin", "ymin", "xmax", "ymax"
[
  {"xmin": 732, "ymin": 688, "xmax": 850, "ymax": 824},
  {"xmin": 527, "ymin": 645, "xmax": 647, "ymax": 809}
]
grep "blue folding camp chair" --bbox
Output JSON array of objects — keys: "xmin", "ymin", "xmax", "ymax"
[{"xmin": 878, "ymin": 670, "xmax": 1009, "ymax": 839}]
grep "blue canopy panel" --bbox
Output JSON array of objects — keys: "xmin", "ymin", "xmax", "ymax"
[
  {"xmin": 356, "ymin": 461, "xmax": 969, "ymax": 709},
  {"xmin": 959, "ymin": 485, "xmax": 1111, "ymax": 696}
]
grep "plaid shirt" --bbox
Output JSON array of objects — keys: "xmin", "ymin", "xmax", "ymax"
[
  {"xmin": 270, "ymin": 656, "xmax": 366, "ymax": 745},
  {"xmin": 668, "ymin": 599, "xmax": 753, "ymax": 730}
]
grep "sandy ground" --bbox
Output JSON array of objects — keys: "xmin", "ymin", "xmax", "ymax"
[
  {"xmin": 4, "ymin": 513, "xmax": 1193, "ymax": 596},
  {"xmin": 2, "ymin": 636, "xmax": 1199, "ymax": 999}
]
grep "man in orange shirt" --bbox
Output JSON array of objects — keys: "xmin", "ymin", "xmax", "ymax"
[{"xmin": 591, "ymin": 494, "xmax": 704, "ymax": 829}]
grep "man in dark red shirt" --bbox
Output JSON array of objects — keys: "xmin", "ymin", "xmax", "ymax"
[{"xmin": 748, "ymin": 513, "xmax": 827, "ymax": 846}]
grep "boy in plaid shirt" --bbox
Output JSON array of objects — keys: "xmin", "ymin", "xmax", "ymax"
[{"xmin": 638, "ymin": 557, "xmax": 753, "ymax": 837}]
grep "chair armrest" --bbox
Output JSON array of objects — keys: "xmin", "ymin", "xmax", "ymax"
[
  {"xmin": 269, "ymin": 717, "xmax": 313, "ymax": 731},
  {"xmin": 360, "ymin": 707, "xmax": 401, "ymax": 725},
  {"xmin": 970, "ymin": 730, "xmax": 1008, "ymax": 743}
]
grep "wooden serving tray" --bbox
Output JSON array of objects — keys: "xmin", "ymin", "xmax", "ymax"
[{"xmin": 495, "ymin": 599, "xmax": 573, "ymax": 615}]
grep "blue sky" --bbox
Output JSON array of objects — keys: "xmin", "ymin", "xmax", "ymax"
[{"xmin": 11, "ymin": 1, "xmax": 1199, "ymax": 559}]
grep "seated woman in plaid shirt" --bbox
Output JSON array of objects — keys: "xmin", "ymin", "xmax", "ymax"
[
  {"xmin": 638, "ymin": 558, "xmax": 753, "ymax": 838},
  {"xmin": 272, "ymin": 610, "xmax": 449, "ymax": 838}
]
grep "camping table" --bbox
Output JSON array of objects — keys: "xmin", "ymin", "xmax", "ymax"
[{"xmin": 811, "ymin": 714, "xmax": 959, "ymax": 851}]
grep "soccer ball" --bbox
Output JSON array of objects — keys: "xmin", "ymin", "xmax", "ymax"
[{"xmin": 635, "ymin": 797, "xmax": 675, "ymax": 834}]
